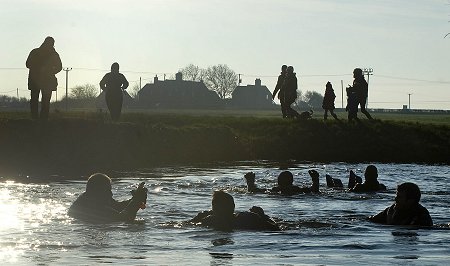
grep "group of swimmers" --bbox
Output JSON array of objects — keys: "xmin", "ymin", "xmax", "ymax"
[{"xmin": 68, "ymin": 165, "xmax": 433, "ymax": 230}]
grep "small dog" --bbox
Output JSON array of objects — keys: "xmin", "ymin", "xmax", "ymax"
[{"xmin": 297, "ymin": 109, "xmax": 313, "ymax": 120}]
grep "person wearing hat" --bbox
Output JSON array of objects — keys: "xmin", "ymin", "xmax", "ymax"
[
  {"xmin": 26, "ymin": 36, "xmax": 62, "ymax": 120},
  {"xmin": 68, "ymin": 173, "xmax": 147, "ymax": 222}
]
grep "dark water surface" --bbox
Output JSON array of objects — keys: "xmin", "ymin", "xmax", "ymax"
[{"xmin": 1, "ymin": 162, "xmax": 449, "ymax": 265}]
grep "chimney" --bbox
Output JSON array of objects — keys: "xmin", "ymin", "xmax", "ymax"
[
  {"xmin": 154, "ymin": 75, "xmax": 159, "ymax": 83},
  {"xmin": 176, "ymin": 72, "xmax": 183, "ymax": 81},
  {"xmin": 255, "ymin": 78, "xmax": 261, "ymax": 87}
]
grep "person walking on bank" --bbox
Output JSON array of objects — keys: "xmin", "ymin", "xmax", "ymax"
[
  {"xmin": 322, "ymin": 81, "xmax": 339, "ymax": 120},
  {"xmin": 272, "ymin": 65, "xmax": 288, "ymax": 118},
  {"xmin": 281, "ymin": 66, "xmax": 300, "ymax": 119},
  {"xmin": 352, "ymin": 68, "xmax": 373, "ymax": 120},
  {"xmin": 100, "ymin": 62, "xmax": 129, "ymax": 121},
  {"xmin": 26, "ymin": 36, "xmax": 62, "ymax": 120}
]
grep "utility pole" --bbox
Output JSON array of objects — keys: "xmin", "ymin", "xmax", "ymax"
[
  {"xmin": 238, "ymin": 74, "xmax": 242, "ymax": 86},
  {"xmin": 363, "ymin": 68, "xmax": 373, "ymax": 108},
  {"xmin": 63, "ymin": 67, "xmax": 72, "ymax": 111},
  {"xmin": 341, "ymin": 80, "xmax": 344, "ymax": 109},
  {"xmin": 16, "ymin": 88, "xmax": 19, "ymax": 98},
  {"xmin": 363, "ymin": 68, "xmax": 373, "ymax": 85},
  {"xmin": 408, "ymin": 93, "xmax": 412, "ymax": 110}
]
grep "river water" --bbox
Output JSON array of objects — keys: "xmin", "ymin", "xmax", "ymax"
[{"xmin": 1, "ymin": 162, "xmax": 449, "ymax": 265}]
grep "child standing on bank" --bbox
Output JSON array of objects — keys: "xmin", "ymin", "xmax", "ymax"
[{"xmin": 322, "ymin": 81, "xmax": 339, "ymax": 120}]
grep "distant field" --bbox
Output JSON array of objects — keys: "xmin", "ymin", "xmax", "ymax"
[{"xmin": 0, "ymin": 108, "xmax": 449, "ymax": 125}]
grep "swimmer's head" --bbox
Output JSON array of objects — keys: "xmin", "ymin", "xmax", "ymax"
[
  {"xmin": 212, "ymin": 190, "xmax": 235, "ymax": 216},
  {"xmin": 278, "ymin": 171, "xmax": 294, "ymax": 187},
  {"xmin": 86, "ymin": 173, "xmax": 113, "ymax": 198},
  {"xmin": 364, "ymin": 165, "xmax": 378, "ymax": 183},
  {"xmin": 397, "ymin": 182, "xmax": 421, "ymax": 203},
  {"xmin": 244, "ymin": 172, "xmax": 256, "ymax": 184}
]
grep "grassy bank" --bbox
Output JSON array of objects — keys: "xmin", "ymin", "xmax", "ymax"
[{"xmin": 0, "ymin": 111, "xmax": 448, "ymax": 176}]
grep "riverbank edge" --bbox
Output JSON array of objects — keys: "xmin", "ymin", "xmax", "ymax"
[{"xmin": 0, "ymin": 116, "xmax": 448, "ymax": 177}]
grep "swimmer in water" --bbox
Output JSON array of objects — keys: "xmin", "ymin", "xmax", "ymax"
[
  {"xmin": 68, "ymin": 173, "xmax": 147, "ymax": 223},
  {"xmin": 350, "ymin": 165, "xmax": 386, "ymax": 192},
  {"xmin": 369, "ymin": 182, "xmax": 432, "ymax": 226},
  {"xmin": 271, "ymin": 170, "xmax": 319, "ymax": 195},
  {"xmin": 190, "ymin": 190, "xmax": 280, "ymax": 231}
]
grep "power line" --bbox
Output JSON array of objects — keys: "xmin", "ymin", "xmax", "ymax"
[
  {"xmin": 2, "ymin": 67, "xmax": 450, "ymax": 84},
  {"xmin": 376, "ymin": 75, "xmax": 450, "ymax": 84}
]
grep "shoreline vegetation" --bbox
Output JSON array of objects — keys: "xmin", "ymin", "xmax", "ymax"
[{"xmin": 0, "ymin": 110, "xmax": 449, "ymax": 177}]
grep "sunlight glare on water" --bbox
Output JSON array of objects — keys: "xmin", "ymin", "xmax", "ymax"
[{"xmin": 0, "ymin": 182, "xmax": 24, "ymax": 263}]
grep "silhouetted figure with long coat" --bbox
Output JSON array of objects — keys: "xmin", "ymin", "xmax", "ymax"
[
  {"xmin": 281, "ymin": 66, "xmax": 300, "ymax": 118},
  {"xmin": 100, "ymin": 62, "xmax": 129, "ymax": 121},
  {"xmin": 272, "ymin": 65, "xmax": 288, "ymax": 118},
  {"xmin": 322, "ymin": 81, "xmax": 339, "ymax": 120},
  {"xmin": 352, "ymin": 68, "xmax": 373, "ymax": 120},
  {"xmin": 26, "ymin": 36, "xmax": 62, "ymax": 120}
]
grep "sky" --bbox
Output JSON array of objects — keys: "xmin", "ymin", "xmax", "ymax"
[{"xmin": 0, "ymin": 0, "xmax": 449, "ymax": 110}]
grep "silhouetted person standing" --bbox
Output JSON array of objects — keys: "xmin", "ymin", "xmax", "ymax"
[
  {"xmin": 322, "ymin": 81, "xmax": 339, "ymax": 120},
  {"xmin": 281, "ymin": 66, "xmax": 300, "ymax": 119},
  {"xmin": 352, "ymin": 68, "xmax": 373, "ymax": 120},
  {"xmin": 346, "ymin": 85, "xmax": 359, "ymax": 122},
  {"xmin": 272, "ymin": 65, "xmax": 288, "ymax": 118},
  {"xmin": 100, "ymin": 62, "xmax": 129, "ymax": 121},
  {"xmin": 26, "ymin": 36, "xmax": 62, "ymax": 120}
]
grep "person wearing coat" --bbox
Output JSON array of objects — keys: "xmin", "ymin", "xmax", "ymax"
[
  {"xmin": 99, "ymin": 62, "xmax": 129, "ymax": 121},
  {"xmin": 26, "ymin": 36, "xmax": 62, "ymax": 120},
  {"xmin": 322, "ymin": 81, "xmax": 339, "ymax": 120}
]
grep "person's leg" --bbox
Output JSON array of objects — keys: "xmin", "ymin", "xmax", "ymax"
[
  {"xmin": 330, "ymin": 109, "xmax": 338, "ymax": 120},
  {"xmin": 116, "ymin": 92, "xmax": 123, "ymax": 120},
  {"xmin": 107, "ymin": 90, "xmax": 123, "ymax": 121},
  {"xmin": 359, "ymin": 97, "xmax": 373, "ymax": 119},
  {"xmin": 30, "ymin": 89, "xmax": 40, "ymax": 120},
  {"xmin": 40, "ymin": 90, "xmax": 52, "ymax": 120},
  {"xmin": 287, "ymin": 105, "xmax": 299, "ymax": 118},
  {"xmin": 105, "ymin": 90, "xmax": 114, "ymax": 120},
  {"xmin": 280, "ymin": 94, "xmax": 287, "ymax": 118},
  {"xmin": 286, "ymin": 98, "xmax": 299, "ymax": 118}
]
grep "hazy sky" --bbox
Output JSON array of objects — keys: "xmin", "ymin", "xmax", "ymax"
[{"xmin": 1, "ymin": 0, "xmax": 449, "ymax": 109}]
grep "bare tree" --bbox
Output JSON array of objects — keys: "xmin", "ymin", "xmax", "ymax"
[
  {"xmin": 180, "ymin": 64, "xmax": 205, "ymax": 81},
  {"xmin": 203, "ymin": 64, "xmax": 238, "ymax": 99},
  {"xmin": 129, "ymin": 83, "xmax": 140, "ymax": 99},
  {"xmin": 70, "ymin": 84, "xmax": 98, "ymax": 99}
]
